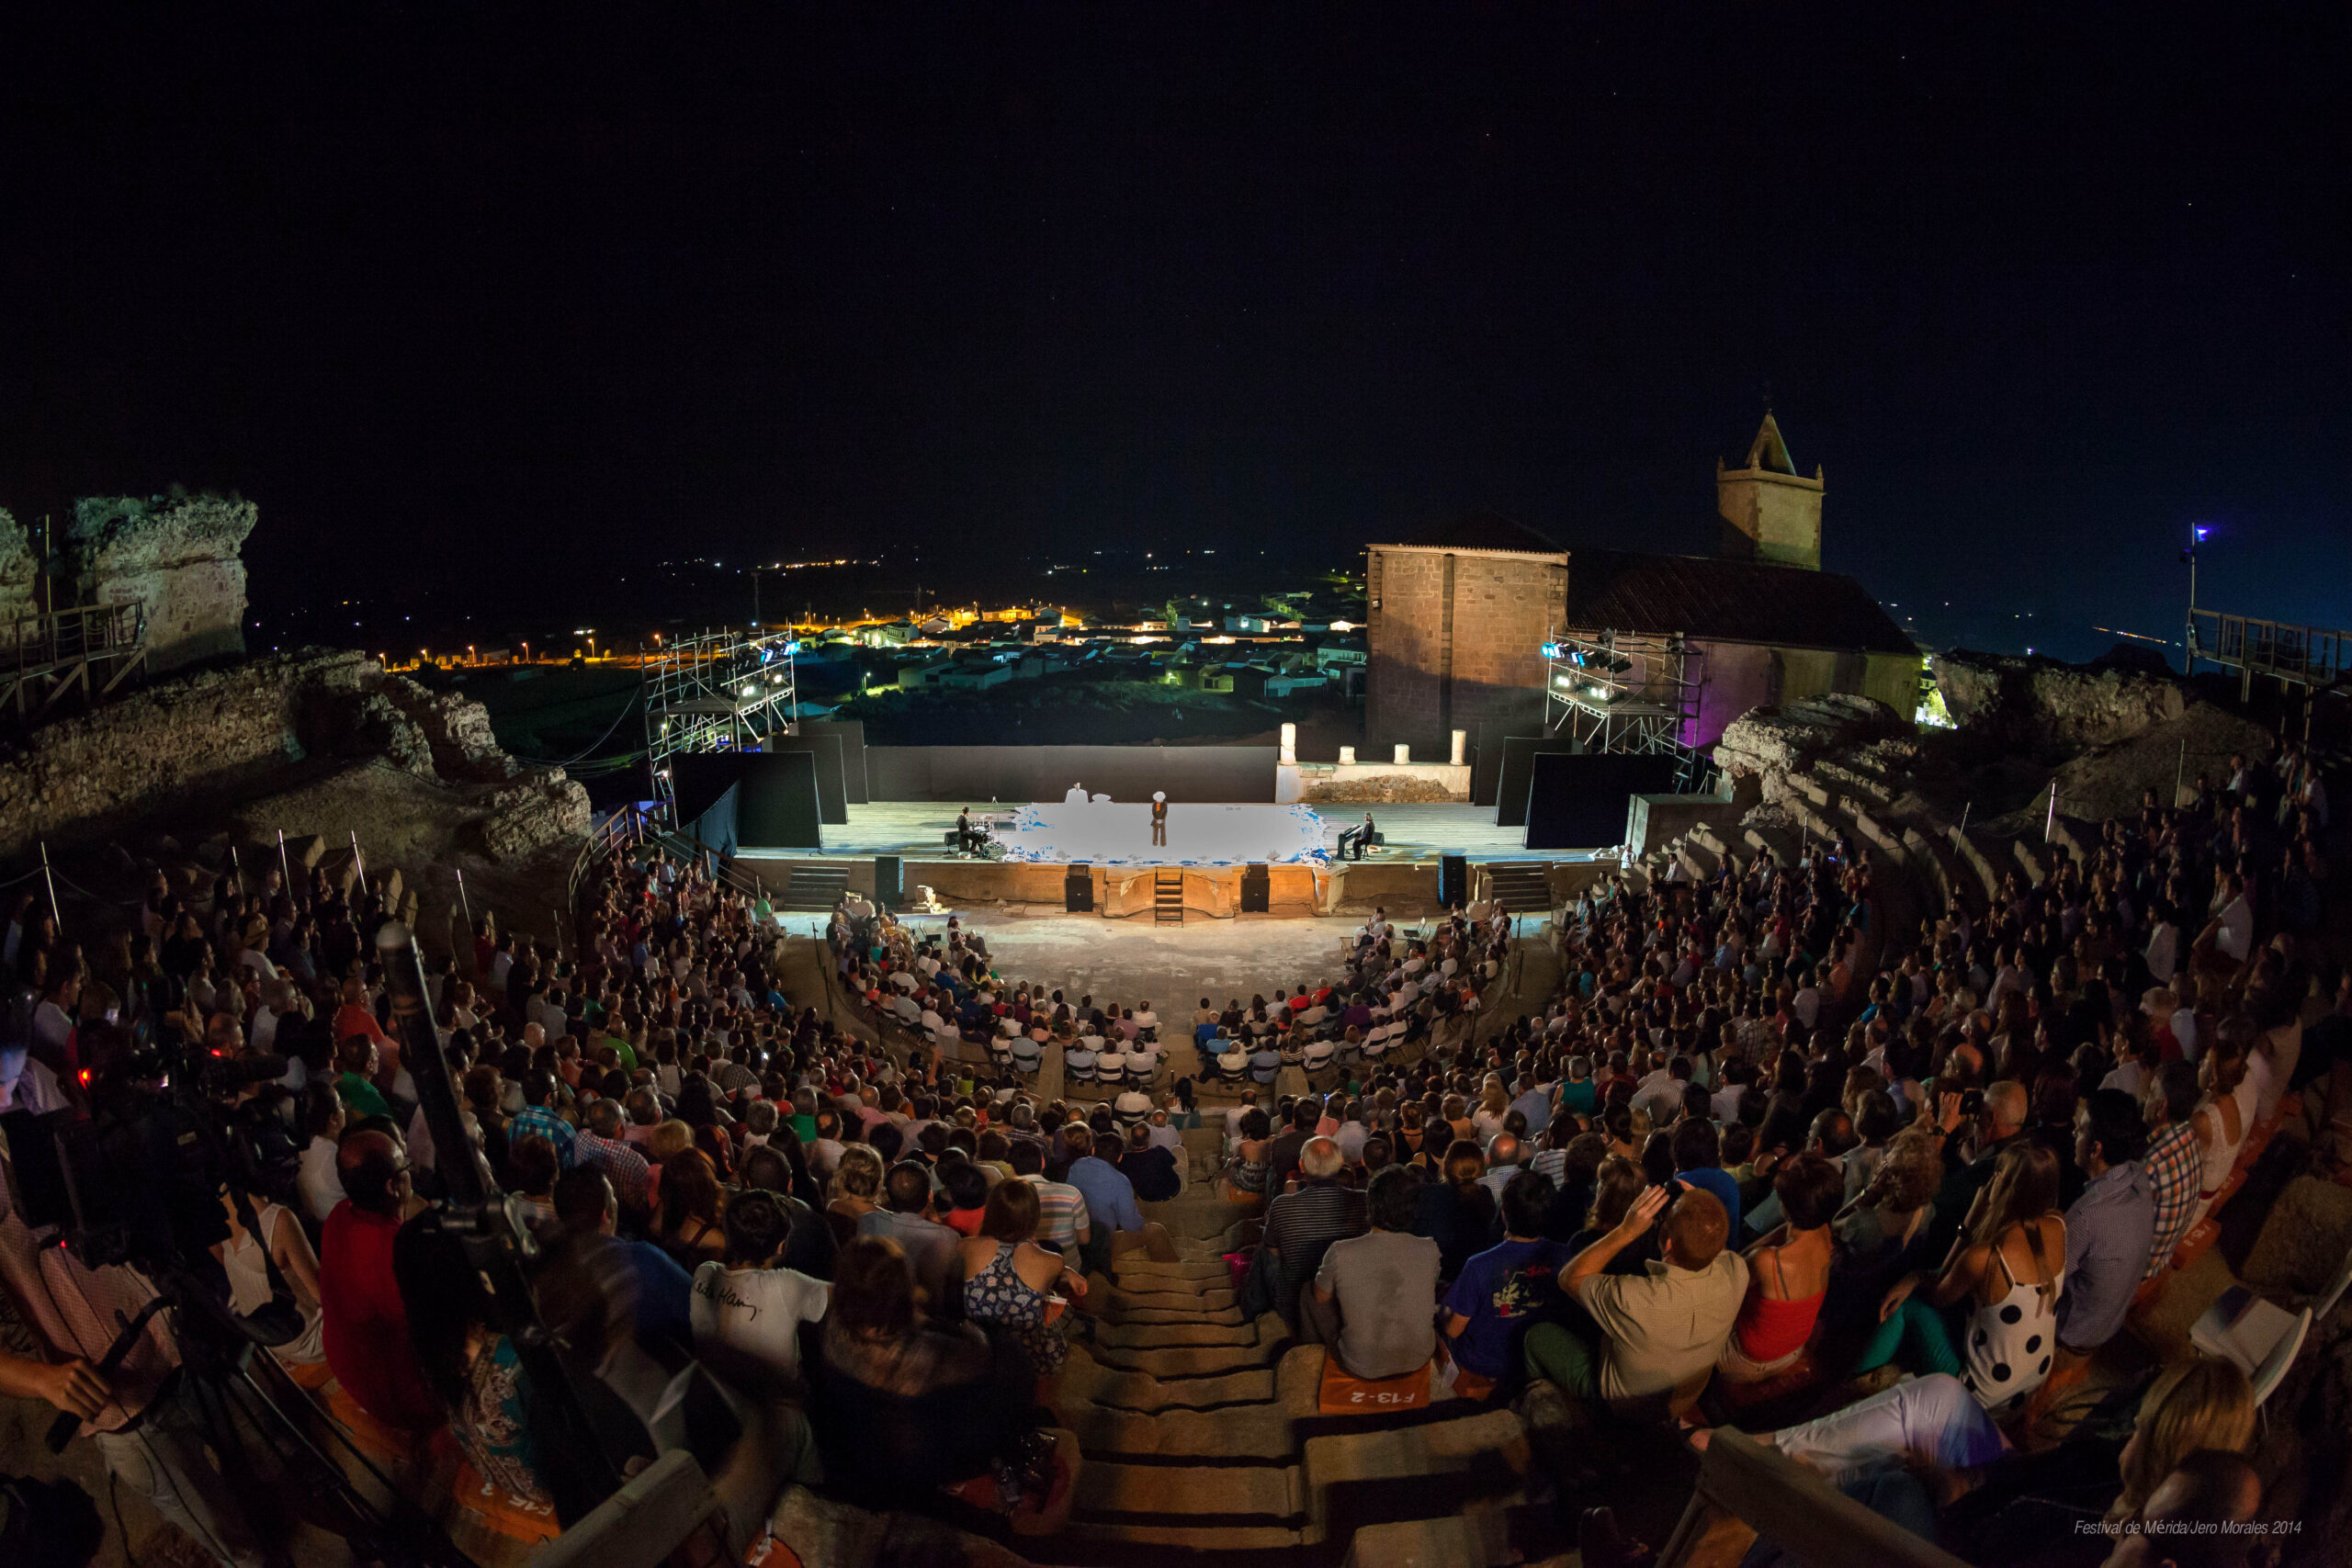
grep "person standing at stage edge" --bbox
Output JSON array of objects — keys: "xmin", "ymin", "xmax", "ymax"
[{"xmin": 1151, "ymin": 792, "xmax": 1168, "ymax": 848}]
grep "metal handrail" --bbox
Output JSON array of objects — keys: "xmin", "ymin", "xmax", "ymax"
[
  {"xmin": 3, "ymin": 601, "xmax": 146, "ymax": 673},
  {"xmin": 2188, "ymin": 607, "xmax": 2352, "ymax": 690}
]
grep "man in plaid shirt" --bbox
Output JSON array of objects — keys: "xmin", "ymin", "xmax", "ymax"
[
  {"xmin": 512, "ymin": 1069, "xmax": 578, "ymax": 1170},
  {"xmin": 573, "ymin": 1099, "xmax": 652, "ymax": 1213},
  {"xmin": 2140, "ymin": 1061, "xmax": 2204, "ymax": 1278}
]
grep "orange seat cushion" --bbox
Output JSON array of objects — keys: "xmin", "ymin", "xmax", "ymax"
[{"xmin": 1318, "ymin": 1356, "xmax": 1435, "ymax": 1414}]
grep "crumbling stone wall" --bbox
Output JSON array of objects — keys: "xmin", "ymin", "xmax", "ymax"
[
  {"xmin": 1932, "ymin": 649, "xmax": 2186, "ymax": 751},
  {"xmin": 70, "ymin": 492, "xmax": 257, "ymax": 671},
  {"xmin": 1712, "ymin": 694, "xmax": 1910, "ymax": 803},
  {"xmin": 0, "ymin": 647, "xmax": 587, "ymax": 865}
]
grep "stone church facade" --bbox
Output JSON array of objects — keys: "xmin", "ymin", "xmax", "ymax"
[{"xmin": 1365, "ymin": 414, "xmax": 1921, "ymax": 757}]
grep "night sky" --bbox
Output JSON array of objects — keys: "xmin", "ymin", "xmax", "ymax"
[{"xmin": 0, "ymin": 7, "xmax": 2342, "ymax": 662}]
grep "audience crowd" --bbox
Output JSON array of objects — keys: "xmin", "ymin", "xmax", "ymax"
[{"xmin": 0, "ymin": 737, "xmax": 2335, "ymax": 1563}]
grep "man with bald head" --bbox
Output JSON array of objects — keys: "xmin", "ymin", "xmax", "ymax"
[
  {"xmin": 1259, "ymin": 1136, "xmax": 1367, "ymax": 1330},
  {"xmin": 317, "ymin": 1130, "xmax": 436, "ymax": 1431},
  {"xmin": 1529, "ymin": 1182, "xmax": 1749, "ymax": 1420}
]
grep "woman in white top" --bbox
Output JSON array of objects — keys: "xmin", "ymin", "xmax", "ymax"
[
  {"xmin": 1858, "ymin": 1142, "xmax": 2066, "ymax": 1412},
  {"xmin": 212, "ymin": 1186, "xmax": 326, "ymax": 1368},
  {"xmin": 2187, "ymin": 1017, "xmax": 2254, "ymax": 1231}
]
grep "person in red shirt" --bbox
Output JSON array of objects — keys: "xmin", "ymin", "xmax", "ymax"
[{"xmin": 318, "ymin": 1131, "xmax": 437, "ymax": 1433}]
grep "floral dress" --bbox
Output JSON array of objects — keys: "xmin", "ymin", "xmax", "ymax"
[
  {"xmin": 457, "ymin": 1332, "xmax": 554, "ymax": 1517},
  {"xmin": 962, "ymin": 1243, "xmax": 1065, "ymax": 1378}
]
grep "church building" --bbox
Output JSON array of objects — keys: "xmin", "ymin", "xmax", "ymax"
[{"xmin": 1364, "ymin": 413, "xmax": 1922, "ymax": 757}]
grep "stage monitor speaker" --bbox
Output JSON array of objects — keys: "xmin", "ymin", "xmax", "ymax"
[
  {"xmin": 875, "ymin": 855, "xmax": 902, "ymax": 910},
  {"xmin": 1239, "ymin": 863, "xmax": 1271, "ymax": 913},
  {"xmin": 1439, "ymin": 853, "xmax": 1469, "ymax": 908},
  {"xmin": 1065, "ymin": 863, "xmax": 1093, "ymax": 913}
]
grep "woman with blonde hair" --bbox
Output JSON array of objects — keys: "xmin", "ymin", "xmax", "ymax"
[
  {"xmin": 2187, "ymin": 1015, "xmax": 2254, "ymax": 1230},
  {"xmin": 1854, "ymin": 1142, "xmax": 2066, "ymax": 1409},
  {"xmin": 1698, "ymin": 1354, "xmax": 2256, "ymax": 1528},
  {"xmin": 1471, "ymin": 1077, "xmax": 1511, "ymax": 1142}
]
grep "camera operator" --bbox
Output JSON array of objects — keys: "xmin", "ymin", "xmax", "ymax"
[{"xmin": 0, "ymin": 1119, "xmax": 266, "ymax": 1567}]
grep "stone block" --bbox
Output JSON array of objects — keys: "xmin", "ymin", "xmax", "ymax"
[
  {"xmin": 288, "ymin": 833, "xmax": 328, "ymax": 868},
  {"xmin": 1075, "ymin": 1461, "xmax": 1301, "ymax": 1521}
]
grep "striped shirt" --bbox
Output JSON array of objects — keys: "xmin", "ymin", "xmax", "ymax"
[
  {"xmin": 2142, "ymin": 1121, "xmax": 2202, "ymax": 1279},
  {"xmin": 1020, "ymin": 1175, "xmax": 1092, "ymax": 1250}
]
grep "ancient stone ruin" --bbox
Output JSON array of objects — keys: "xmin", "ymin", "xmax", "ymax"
[{"xmin": 0, "ymin": 492, "xmax": 257, "ymax": 671}]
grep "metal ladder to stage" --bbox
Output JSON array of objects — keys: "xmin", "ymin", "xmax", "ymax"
[{"xmin": 1153, "ymin": 869, "xmax": 1185, "ymax": 925}]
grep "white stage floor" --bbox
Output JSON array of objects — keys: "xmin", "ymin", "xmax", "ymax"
[{"xmin": 993, "ymin": 801, "xmax": 1328, "ymax": 866}]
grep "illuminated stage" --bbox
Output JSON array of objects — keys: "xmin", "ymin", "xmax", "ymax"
[{"xmin": 992, "ymin": 801, "xmax": 1329, "ymax": 866}]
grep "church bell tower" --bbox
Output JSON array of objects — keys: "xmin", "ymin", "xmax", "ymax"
[{"xmin": 1716, "ymin": 410, "xmax": 1824, "ymax": 570}]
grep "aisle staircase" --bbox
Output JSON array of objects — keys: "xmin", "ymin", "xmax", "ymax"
[
  {"xmin": 1018, "ymin": 1127, "xmax": 1553, "ymax": 1565},
  {"xmin": 1480, "ymin": 863, "xmax": 1553, "ymax": 919},
  {"xmin": 775, "ymin": 863, "xmax": 850, "ymax": 912}
]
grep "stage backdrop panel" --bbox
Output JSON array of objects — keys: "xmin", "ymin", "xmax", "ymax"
[
  {"xmin": 798, "ymin": 719, "xmax": 869, "ymax": 805},
  {"xmin": 763, "ymin": 733, "xmax": 849, "ymax": 824},
  {"xmin": 866, "ymin": 745, "xmax": 1278, "ymax": 804},
  {"xmin": 1524, "ymin": 752, "xmax": 1680, "ymax": 851},
  {"xmin": 1494, "ymin": 736, "xmax": 1578, "ymax": 828},
  {"xmin": 737, "ymin": 751, "xmax": 824, "ymax": 849},
  {"xmin": 673, "ymin": 752, "xmax": 823, "ymax": 851}
]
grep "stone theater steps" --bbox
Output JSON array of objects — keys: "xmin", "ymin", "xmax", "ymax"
[
  {"xmin": 775, "ymin": 863, "xmax": 850, "ymax": 910},
  {"xmin": 1017, "ymin": 1138, "xmax": 1540, "ymax": 1566},
  {"xmin": 1481, "ymin": 861, "xmax": 1553, "ymax": 918}
]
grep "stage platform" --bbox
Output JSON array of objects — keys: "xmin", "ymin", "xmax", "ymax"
[
  {"xmin": 741, "ymin": 801, "xmax": 1600, "ymax": 864},
  {"xmin": 730, "ymin": 801, "xmax": 1616, "ymax": 920}
]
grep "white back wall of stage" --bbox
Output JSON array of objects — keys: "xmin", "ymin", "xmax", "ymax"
[{"xmin": 866, "ymin": 744, "xmax": 1279, "ymax": 803}]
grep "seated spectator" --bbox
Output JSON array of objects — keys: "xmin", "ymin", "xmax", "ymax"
[
  {"xmin": 394, "ymin": 1213, "xmax": 556, "ymax": 1517},
  {"xmin": 1259, "ymin": 1137, "xmax": 1368, "ymax": 1329},
  {"xmin": 738, "ymin": 1145, "xmax": 840, "ymax": 1281},
  {"xmin": 319, "ymin": 1130, "xmax": 438, "ymax": 1432},
  {"xmin": 553, "ymin": 1167, "xmax": 695, "ymax": 1352},
  {"xmin": 650, "ymin": 1150, "xmax": 729, "ymax": 1269},
  {"xmin": 1007, "ymin": 1139, "xmax": 1093, "ymax": 1258},
  {"xmin": 826, "ymin": 1145, "xmax": 885, "ymax": 1245},
  {"xmin": 691, "ymin": 1189, "xmax": 832, "ymax": 1390},
  {"xmin": 296, "ymin": 1083, "xmax": 349, "ymax": 1225},
  {"xmin": 1062, "ymin": 1123, "xmax": 1176, "ymax": 1274},
  {"xmin": 1219, "ymin": 1106, "xmax": 1272, "ymax": 1208},
  {"xmin": 573, "ymin": 1098, "xmax": 653, "ymax": 1220},
  {"xmin": 856, "ymin": 1160, "xmax": 961, "ymax": 1308},
  {"xmin": 506, "ymin": 1134, "xmax": 566, "ymax": 1241},
  {"xmin": 2053, "ymin": 1089, "xmax": 2155, "ymax": 1373},
  {"xmin": 958, "ymin": 1179, "xmax": 1086, "ymax": 1382},
  {"xmin": 1443, "ymin": 1170, "xmax": 1574, "ymax": 1386},
  {"xmin": 1308, "ymin": 1166, "xmax": 1442, "ymax": 1380},
  {"xmin": 213, "ymin": 1180, "xmax": 325, "ymax": 1371},
  {"xmin": 1856, "ymin": 1143, "xmax": 2066, "ymax": 1411},
  {"xmin": 1717, "ymin": 1152, "xmax": 1840, "ymax": 1383},
  {"xmin": 1412, "ymin": 1138, "xmax": 1500, "ymax": 1283},
  {"xmin": 940, "ymin": 1159, "xmax": 992, "ymax": 1235},
  {"xmin": 1527, "ymin": 1183, "xmax": 1747, "ymax": 1420},
  {"xmin": 809, "ymin": 1238, "xmax": 1021, "ymax": 1511},
  {"xmin": 1114, "ymin": 1121, "xmax": 1182, "ymax": 1201},
  {"xmin": 1936, "ymin": 1357, "xmax": 2256, "ymax": 1562},
  {"xmin": 1670, "ymin": 1118, "xmax": 1742, "ymax": 1235}
]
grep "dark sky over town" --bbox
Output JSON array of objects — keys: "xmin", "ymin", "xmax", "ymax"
[{"xmin": 0, "ymin": 7, "xmax": 2342, "ymax": 660}]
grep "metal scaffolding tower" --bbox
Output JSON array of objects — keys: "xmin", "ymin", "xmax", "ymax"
[
  {"xmin": 642, "ymin": 629, "xmax": 798, "ymax": 823},
  {"xmin": 1543, "ymin": 629, "xmax": 1718, "ymax": 792}
]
